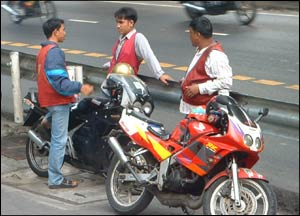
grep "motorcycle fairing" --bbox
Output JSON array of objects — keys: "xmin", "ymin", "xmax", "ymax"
[
  {"xmin": 107, "ymin": 74, "xmax": 152, "ymax": 107},
  {"xmin": 119, "ymin": 110, "xmax": 183, "ymax": 161}
]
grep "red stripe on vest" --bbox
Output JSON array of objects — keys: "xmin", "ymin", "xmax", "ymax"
[
  {"xmin": 37, "ymin": 44, "xmax": 75, "ymax": 107},
  {"xmin": 108, "ymin": 32, "xmax": 141, "ymax": 75},
  {"xmin": 181, "ymin": 42, "xmax": 224, "ymax": 106}
]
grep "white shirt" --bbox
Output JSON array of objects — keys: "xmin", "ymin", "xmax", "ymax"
[
  {"xmin": 179, "ymin": 46, "xmax": 233, "ymax": 114},
  {"xmin": 103, "ymin": 29, "xmax": 164, "ymax": 79}
]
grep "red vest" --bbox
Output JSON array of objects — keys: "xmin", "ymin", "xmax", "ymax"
[
  {"xmin": 36, "ymin": 44, "xmax": 75, "ymax": 107},
  {"xmin": 108, "ymin": 32, "xmax": 141, "ymax": 75},
  {"xmin": 181, "ymin": 42, "xmax": 224, "ymax": 106}
]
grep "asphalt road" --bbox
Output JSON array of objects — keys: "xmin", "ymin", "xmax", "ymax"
[{"xmin": 1, "ymin": 1, "xmax": 299, "ymax": 104}]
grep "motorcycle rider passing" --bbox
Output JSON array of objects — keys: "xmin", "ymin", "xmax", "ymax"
[{"xmin": 7, "ymin": 1, "xmax": 40, "ymax": 16}]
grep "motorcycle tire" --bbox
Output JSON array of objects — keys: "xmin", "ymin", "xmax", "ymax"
[
  {"xmin": 235, "ymin": 1, "xmax": 257, "ymax": 25},
  {"xmin": 26, "ymin": 122, "xmax": 51, "ymax": 177},
  {"xmin": 105, "ymin": 152, "xmax": 154, "ymax": 215},
  {"xmin": 203, "ymin": 176, "xmax": 277, "ymax": 215}
]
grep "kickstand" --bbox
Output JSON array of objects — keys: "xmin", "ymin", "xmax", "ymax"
[{"xmin": 181, "ymin": 206, "xmax": 195, "ymax": 215}]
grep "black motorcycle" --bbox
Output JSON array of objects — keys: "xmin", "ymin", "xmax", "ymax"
[
  {"xmin": 23, "ymin": 73, "xmax": 155, "ymax": 178},
  {"xmin": 1, "ymin": 1, "xmax": 56, "ymax": 24},
  {"xmin": 181, "ymin": 1, "xmax": 257, "ymax": 25}
]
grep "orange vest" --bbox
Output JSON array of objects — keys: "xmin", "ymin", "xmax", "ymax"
[
  {"xmin": 108, "ymin": 32, "xmax": 141, "ymax": 75},
  {"xmin": 36, "ymin": 44, "xmax": 75, "ymax": 107},
  {"xmin": 181, "ymin": 42, "xmax": 224, "ymax": 106}
]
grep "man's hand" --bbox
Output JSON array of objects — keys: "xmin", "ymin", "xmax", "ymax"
[
  {"xmin": 159, "ymin": 74, "xmax": 174, "ymax": 85},
  {"xmin": 184, "ymin": 84, "xmax": 200, "ymax": 98},
  {"xmin": 80, "ymin": 84, "xmax": 94, "ymax": 96}
]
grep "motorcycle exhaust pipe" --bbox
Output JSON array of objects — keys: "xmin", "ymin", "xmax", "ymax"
[
  {"xmin": 28, "ymin": 130, "xmax": 48, "ymax": 150},
  {"xmin": 108, "ymin": 137, "xmax": 144, "ymax": 184},
  {"xmin": 1, "ymin": 4, "xmax": 20, "ymax": 16}
]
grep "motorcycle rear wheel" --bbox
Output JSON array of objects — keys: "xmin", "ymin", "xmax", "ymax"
[
  {"xmin": 235, "ymin": 1, "xmax": 257, "ymax": 25},
  {"xmin": 203, "ymin": 177, "xmax": 277, "ymax": 215},
  {"xmin": 105, "ymin": 152, "xmax": 154, "ymax": 215},
  {"xmin": 26, "ymin": 123, "xmax": 50, "ymax": 177}
]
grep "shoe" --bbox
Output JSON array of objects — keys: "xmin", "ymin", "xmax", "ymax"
[{"xmin": 48, "ymin": 178, "xmax": 79, "ymax": 189}]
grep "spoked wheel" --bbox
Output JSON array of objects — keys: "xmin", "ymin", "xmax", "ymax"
[
  {"xmin": 203, "ymin": 177, "xmax": 277, "ymax": 215},
  {"xmin": 235, "ymin": 1, "xmax": 257, "ymax": 25},
  {"xmin": 26, "ymin": 124, "xmax": 50, "ymax": 177},
  {"xmin": 105, "ymin": 145, "xmax": 154, "ymax": 215}
]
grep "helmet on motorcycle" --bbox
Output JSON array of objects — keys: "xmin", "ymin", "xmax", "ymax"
[
  {"xmin": 206, "ymin": 95, "xmax": 228, "ymax": 131},
  {"xmin": 111, "ymin": 63, "xmax": 134, "ymax": 75}
]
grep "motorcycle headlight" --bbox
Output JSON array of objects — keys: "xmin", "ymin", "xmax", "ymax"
[
  {"xmin": 255, "ymin": 137, "xmax": 262, "ymax": 149},
  {"xmin": 244, "ymin": 134, "xmax": 253, "ymax": 146},
  {"xmin": 142, "ymin": 101, "xmax": 153, "ymax": 116}
]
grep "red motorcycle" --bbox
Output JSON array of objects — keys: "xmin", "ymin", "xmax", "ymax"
[{"xmin": 105, "ymin": 94, "xmax": 277, "ymax": 214}]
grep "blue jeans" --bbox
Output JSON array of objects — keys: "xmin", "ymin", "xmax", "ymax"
[{"xmin": 47, "ymin": 104, "xmax": 70, "ymax": 186}]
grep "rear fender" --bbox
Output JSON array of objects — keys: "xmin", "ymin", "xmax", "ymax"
[{"xmin": 204, "ymin": 168, "xmax": 268, "ymax": 190}]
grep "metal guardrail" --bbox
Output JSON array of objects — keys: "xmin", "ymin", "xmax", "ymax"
[{"xmin": 1, "ymin": 48, "xmax": 299, "ymax": 129}]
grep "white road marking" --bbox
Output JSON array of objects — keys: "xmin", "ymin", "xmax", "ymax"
[{"xmin": 68, "ymin": 19, "xmax": 99, "ymax": 24}]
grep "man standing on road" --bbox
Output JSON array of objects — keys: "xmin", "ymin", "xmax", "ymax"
[
  {"xmin": 37, "ymin": 18, "xmax": 94, "ymax": 189},
  {"xmin": 180, "ymin": 17, "xmax": 232, "ymax": 114},
  {"xmin": 103, "ymin": 7, "xmax": 174, "ymax": 85}
]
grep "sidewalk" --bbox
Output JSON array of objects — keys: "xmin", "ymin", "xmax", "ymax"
[
  {"xmin": 1, "ymin": 112, "xmax": 108, "ymax": 208},
  {"xmin": 1, "ymin": 112, "xmax": 298, "ymax": 215}
]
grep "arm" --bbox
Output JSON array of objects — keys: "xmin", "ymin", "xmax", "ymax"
[
  {"xmin": 45, "ymin": 48, "xmax": 82, "ymax": 96},
  {"xmin": 135, "ymin": 33, "xmax": 165, "ymax": 79},
  {"xmin": 198, "ymin": 50, "xmax": 233, "ymax": 95}
]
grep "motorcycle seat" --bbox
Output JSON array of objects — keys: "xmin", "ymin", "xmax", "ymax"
[
  {"xmin": 129, "ymin": 109, "xmax": 164, "ymax": 127},
  {"xmin": 147, "ymin": 124, "xmax": 170, "ymax": 141},
  {"xmin": 128, "ymin": 110, "xmax": 170, "ymax": 140}
]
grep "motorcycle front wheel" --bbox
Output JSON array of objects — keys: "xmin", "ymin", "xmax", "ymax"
[
  {"xmin": 235, "ymin": 1, "xmax": 257, "ymax": 25},
  {"xmin": 105, "ymin": 152, "xmax": 154, "ymax": 215},
  {"xmin": 26, "ymin": 123, "xmax": 50, "ymax": 177},
  {"xmin": 203, "ymin": 177, "xmax": 277, "ymax": 215}
]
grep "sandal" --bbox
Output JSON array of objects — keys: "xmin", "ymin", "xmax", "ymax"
[{"xmin": 48, "ymin": 178, "xmax": 79, "ymax": 189}]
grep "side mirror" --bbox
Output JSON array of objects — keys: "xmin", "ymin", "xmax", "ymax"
[
  {"xmin": 259, "ymin": 108, "xmax": 269, "ymax": 117},
  {"xmin": 216, "ymin": 95, "xmax": 229, "ymax": 106}
]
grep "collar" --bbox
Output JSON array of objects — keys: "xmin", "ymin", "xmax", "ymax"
[
  {"xmin": 196, "ymin": 41, "xmax": 217, "ymax": 55},
  {"xmin": 119, "ymin": 29, "xmax": 136, "ymax": 41}
]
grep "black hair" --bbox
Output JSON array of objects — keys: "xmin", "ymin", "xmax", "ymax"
[
  {"xmin": 189, "ymin": 16, "xmax": 213, "ymax": 38},
  {"xmin": 43, "ymin": 18, "xmax": 64, "ymax": 39},
  {"xmin": 114, "ymin": 7, "xmax": 138, "ymax": 23}
]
